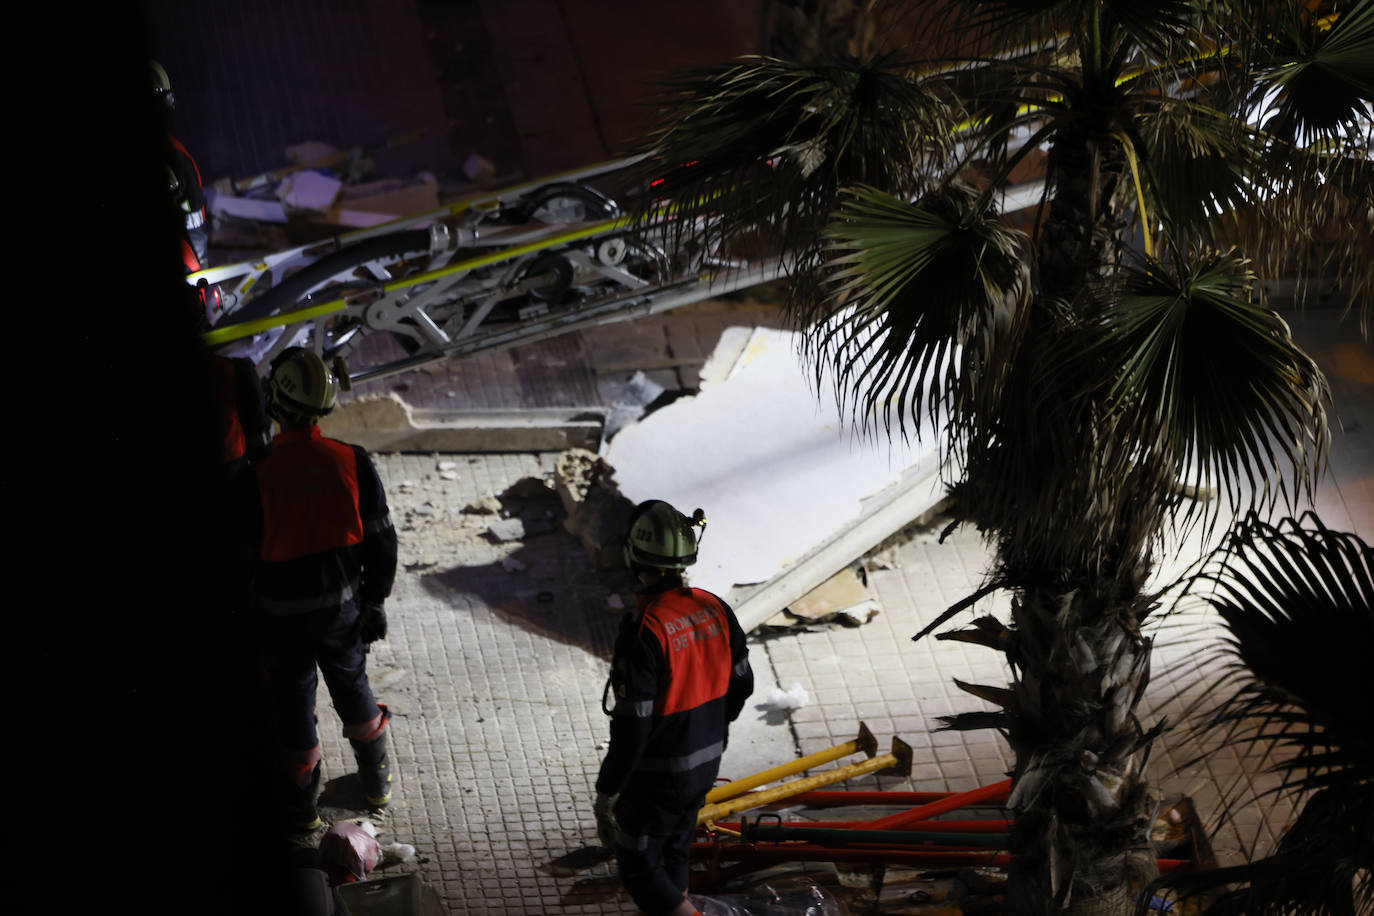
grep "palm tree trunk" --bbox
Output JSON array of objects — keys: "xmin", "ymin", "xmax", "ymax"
[
  {"xmin": 1038, "ymin": 130, "xmax": 1133, "ymax": 309},
  {"xmin": 1003, "ymin": 586, "xmax": 1160, "ymax": 915}
]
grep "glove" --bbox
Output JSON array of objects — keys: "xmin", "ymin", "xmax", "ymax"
[
  {"xmin": 593, "ymin": 792, "xmax": 617, "ymax": 849},
  {"xmin": 359, "ymin": 599, "xmax": 388, "ymax": 644}
]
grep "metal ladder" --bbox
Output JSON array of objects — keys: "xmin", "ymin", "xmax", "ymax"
[{"xmin": 193, "ymin": 155, "xmax": 782, "ymax": 385}]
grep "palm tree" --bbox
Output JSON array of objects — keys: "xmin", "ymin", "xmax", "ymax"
[
  {"xmin": 1148, "ymin": 513, "xmax": 1373, "ymax": 915},
  {"xmin": 629, "ymin": 1, "xmax": 1370, "ymax": 912}
]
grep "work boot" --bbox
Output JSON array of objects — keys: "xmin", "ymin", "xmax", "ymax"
[
  {"xmin": 287, "ymin": 761, "xmax": 322, "ymax": 833},
  {"xmin": 350, "ymin": 732, "xmax": 392, "ymax": 806}
]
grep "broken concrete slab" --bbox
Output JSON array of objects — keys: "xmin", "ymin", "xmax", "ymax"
[
  {"xmin": 321, "ymin": 393, "xmax": 601, "ymax": 453},
  {"xmin": 605, "ymin": 326, "xmax": 948, "ymax": 630},
  {"xmin": 727, "ymin": 463, "xmax": 947, "ymax": 633},
  {"xmin": 486, "ymin": 517, "xmax": 526, "ymax": 542},
  {"xmin": 553, "ymin": 448, "xmax": 602, "ymax": 518},
  {"xmin": 556, "ymin": 454, "xmax": 637, "ymax": 591}
]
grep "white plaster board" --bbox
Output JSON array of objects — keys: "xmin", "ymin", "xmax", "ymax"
[
  {"xmin": 606, "ymin": 326, "xmax": 944, "ymax": 602},
  {"xmin": 206, "ymin": 189, "xmax": 288, "ymax": 223}
]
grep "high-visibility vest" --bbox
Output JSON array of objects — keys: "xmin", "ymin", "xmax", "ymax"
[
  {"xmin": 255, "ymin": 427, "xmax": 364, "ymax": 562},
  {"xmin": 636, "ymin": 587, "xmax": 734, "ymax": 717}
]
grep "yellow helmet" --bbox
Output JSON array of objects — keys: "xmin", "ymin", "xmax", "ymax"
[
  {"xmin": 267, "ymin": 348, "xmax": 338, "ymax": 424},
  {"xmin": 624, "ymin": 500, "xmax": 707, "ymax": 570}
]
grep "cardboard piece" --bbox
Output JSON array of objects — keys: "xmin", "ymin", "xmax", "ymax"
[
  {"xmin": 278, "ymin": 169, "xmax": 343, "ymax": 211},
  {"xmin": 334, "ymin": 174, "xmax": 439, "ymax": 219},
  {"xmin": 763, "ymin": 566, "xmax": 879, "ymax": 629}
]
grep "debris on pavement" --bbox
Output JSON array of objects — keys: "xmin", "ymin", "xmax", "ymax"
[
  {"xmin": 762, "ymin": 566, "xmax": 880, "ymax": 632},
  {"xmin": 486, "ymin": 517, "xmax": 526, "ymax": 542},
  {"xmin": 555, "ymin": 448, "xmax": 636, "ymax": 588}
]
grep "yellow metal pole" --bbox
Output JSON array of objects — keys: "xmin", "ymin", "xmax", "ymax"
[
  {"xmin": 698, "ymin": 737, "xmax": 912, "ymax": 827},
  {"xmin": 704, "ymin": 723, "xmax": 877, "ymax": 805}
]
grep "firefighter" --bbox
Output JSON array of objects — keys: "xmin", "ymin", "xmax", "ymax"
[
  {"xmin": 209, "ymin": 349, "xmax": 272, "ymax": 477},
  {"xmin": 595, "ymin": 500, "xmax": 754, "ymax": 916},
  {"xmin": 235, "ymin": 348, "xmax": 398, "ymax": 832},
  {"xmin": 152, "ymin": 60, "xmax": 209, "ymax": 269}
]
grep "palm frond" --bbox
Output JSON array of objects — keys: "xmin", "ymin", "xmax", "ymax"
[
  {"xmin": 1133, "ymin": 97, "xmax": 1265, "ymax": 238},
  {"xmin": 1227, "ymin": 144, "xmax": 1374, "ymax": 320},
  {"xmin": 1084, "ymin": 251, "xmax": 1330, "ymax": 529},
  {"xmin": 1200, "ymin": 514, "xmax": 1374, "ymax": 778},
  {"xmin": 1146, "ymin": 512, "xmax": 1374, "ymax": 915},
  {"xmin": 962, "ymin": 333, "xmax": 1177, "ymax": 589},
  {"xmin": 1242, "ymin": 0, "xmax": 1374, "ymax": 148},
  {"xmin": 945, "ymin": 0, "xmax": 1196, "ymax": 62},
  {"xmin": 631, "ymin": 54, "xmax": 958, "ymax": 306},
  {"xmin": 816, "ymin": 183, "xmax": 1030, "ymax": 443}
]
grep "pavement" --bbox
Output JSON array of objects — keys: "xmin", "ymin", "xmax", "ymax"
[{"xmin": 299, "ymin": 302, "xmax": 1370, "ymax": 914}]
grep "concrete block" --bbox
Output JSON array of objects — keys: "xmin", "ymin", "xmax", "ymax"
[
  {"xmin": 487, "ymin": 517, "xmax": 526, "ymax": 542},
  {"xmin": 321, "ymin": 393, "xmax": 601, "ymax": 452}
]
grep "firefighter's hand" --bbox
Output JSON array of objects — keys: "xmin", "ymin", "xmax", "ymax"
[
  {"xmin": 593, "ymin": 792, "xmax": 617, "ymax": 849},
  {"xmin": 359, "ymin": 600, "xmax": 388, "ymax": 644}
]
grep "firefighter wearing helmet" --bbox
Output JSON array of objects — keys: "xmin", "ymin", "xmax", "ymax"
[
  {"xmin": 151, "ymin": 61, "xmax": 209, "ymax": 269},
  {"xmin": 595, "ymin": 500, "xmax": 753, "ymax": 916},
  {"xmin": 235, "ymin": 348, "xmax": 399, "ymax": 833}
]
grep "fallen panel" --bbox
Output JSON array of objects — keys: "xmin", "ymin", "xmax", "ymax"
[{"xmin": 606, "ymin": 327, "xmax": 947, "ymax": 630}]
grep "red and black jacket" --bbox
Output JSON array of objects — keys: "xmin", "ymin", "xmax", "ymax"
[
  {"xmin": 596, "ymin": 580, "xmax": 753, "ymax": 828},
  {"xmin": 238, "ymin": 427, "xmax": 396, "ymax": 615},
  {"xmin": 169, "ymin": 133, "xmax": 206, "ymax": 229},
  {"xmin": 209, "ymin": 354, "xmax": 271, "ymax": 474}
]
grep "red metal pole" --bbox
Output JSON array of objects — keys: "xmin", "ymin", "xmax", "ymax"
[
  {"xmin": 782, "ymin": 789, "xmax": 1010, "ymax": 807},
  {"xmin": 865, "ymin": 779, "xmax": 1014, "ymax": 830},
  {"xmin": 691, "ymin": 843, "xmax": 1192, "ymax": 873},
  {"xmin": 709, "ymin": 818, "xmax": 1012, "ymax": 833},
  {"xmin": 692, "ymin": 843, "xmax": 1010, "ymax": 867}
]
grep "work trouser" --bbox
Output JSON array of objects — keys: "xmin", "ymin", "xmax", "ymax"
[
  {"xmin": 258, "ymin": 601, "xmax": 381, "ymax": 752},
  {"xmin": 613, "ymin": 803, "xmax": 700, "ymax": 915}
]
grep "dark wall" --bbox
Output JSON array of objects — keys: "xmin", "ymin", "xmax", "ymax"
[
  {"xmin": 29, "ymin": 7, "xmax": 296, "ymax": 912},
  {"xmin": 138, "ymin": 0, "xmax": 771, "ymax": 188},
  {"xmin": 141, "ymin": 0, "xmax": 456, "ymax": 185}
]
